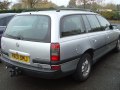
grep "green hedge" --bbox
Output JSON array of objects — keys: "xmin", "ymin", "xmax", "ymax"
[
  {"xmin": 0, "ymin": 9, "xmax": 22, "ymax": 13},
  {"xmin": 99, "ymin": 11, "xmax": 120, "ymax": 20}
]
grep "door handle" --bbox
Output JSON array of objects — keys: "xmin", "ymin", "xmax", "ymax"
[
  {"xmin": 107, "ymin": 36, "xmax": 109, "ymax": 39},
  {"xmin": 92, "ymin": 39, "xmax": 97, "ymax": 42}
]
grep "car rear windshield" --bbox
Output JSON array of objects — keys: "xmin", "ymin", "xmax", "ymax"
[{"xmin": 3, "ymin": 15, "xmax": 51, "ymax": 43}]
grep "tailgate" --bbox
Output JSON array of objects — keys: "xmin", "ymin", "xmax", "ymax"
[{"xmin": 1, "ymin": 37, "xmax": 51, "ymax": 65}]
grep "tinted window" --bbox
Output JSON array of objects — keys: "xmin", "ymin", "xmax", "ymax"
[
  {"xmin": 97, "ymin": 15, "xmax": 110, "ymax": 30},
  {"xmin": 0, "ymin": 18, "xmax": 6, "ymax": 26},
  {"xmin": 4, "ymin": 15, "xmax": 51, "ymax": 43},
  {"xmin": 6, "ymin": 16, "xmax": 14, "ymax": 25},
  {"xmin": 86, "ymin": 15, "xmax": 101, "ymax": 32},
  {"xmin": 82, "ymin": 15, "xmax": 91, "ymax": 32},
  {"xmin": 0, "ymin": 16, "xmax": 14, "ymax": 26},
  {"xmin": 61, "ymin": 15, "xmax": 85, "ymax": 37}
]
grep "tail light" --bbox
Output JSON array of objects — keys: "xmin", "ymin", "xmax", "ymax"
[
  {"xmin": 51, "ymin": 43, "xmax": 60, "ymax": 61},
  {"xmin": 51, "ymin": 43, "xmax": 61, "ymax": 70}
]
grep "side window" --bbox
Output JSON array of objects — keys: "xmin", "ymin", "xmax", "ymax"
[
  {"xmin": 61, "ymin": 15, "xmax": 85, "ymax": 37},
  {"xmin": 82, "ymin": 15, "xmax": 91, "ymax": 32},
  {"xmin": 6, "ymin": 16, "xmax": 14, "ymax": 25},
  {"xmin": 86, "ymin": 15, "xmax": 101, "ymax": 32},
  {"xmin": 96, "ymin": 15, "xmax": 110, "ymax": 30},
  {"xmin": 0, "ymin": 16, "xmax": 14, "ymax": 26},
  {"xmin": 0, "ymin": 18, "xmax": 6, "ymax": 26}
]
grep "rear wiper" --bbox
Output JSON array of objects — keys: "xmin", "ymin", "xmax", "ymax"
[
  {"xmin": 5, "ymin": 34, "xmax": 18, "ymax": 39},
  {"xmin": 16, "ymin": 35, "xmax": 24, "ymax": 40},
  {"xmin": 5, "ymin": 34, "xmax": 24, "ymax": 40}
]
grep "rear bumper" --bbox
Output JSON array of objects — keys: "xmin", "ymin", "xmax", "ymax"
[{"xmin": 1, "ymin": 56, "xmax": 74, "ymax": 79}]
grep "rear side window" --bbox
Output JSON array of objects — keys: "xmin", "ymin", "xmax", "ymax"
[
  {"xmin": 0, "ymin": 16, "xmax": 14, "ymax": 26},
  {"xmin": 4, "ymin": 15, "xmax": 51, "ymax": 43},
  {"xmin": 61, "ymin": 15, "xmax": 85, "ymax": 37},
  {"xmin": 0, "ymin": 18, "xmax": 6, "ymax": 26},
  {"xmin": 6, "ymin": 16, "xmax": 14, "ymax": 25},
  {"xmin": 96, "ymin": 15, "xmax": 110, "ymax": 30},
  {"xmin": 86, "ymin": 15, "xmax": 101, "ymax": 32}
]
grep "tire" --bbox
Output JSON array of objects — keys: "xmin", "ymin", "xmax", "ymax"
[
  {"xmin": 73, "ymin": 53, "xmax": 92, "ymax": 82},
  {"xmin": 114, "ymin": 38, "xmax": 120, "ymax": 52},
  {"xmin": 0, "ymin": 53, "xmax": 1, "ymax": 63}
]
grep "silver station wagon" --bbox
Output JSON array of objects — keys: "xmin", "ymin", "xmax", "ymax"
[{"xmin": 1, "ymin": 9, "xmax": 120, "ymax": 81}]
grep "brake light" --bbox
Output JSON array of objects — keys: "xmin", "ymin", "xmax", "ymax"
[
  {"xmin": 51, "ymin": 43, "xmax": 60, "ymax": 61},
  {"xmin": 51, "ymin": 43, "xmax": 61, "ymax": 70}
]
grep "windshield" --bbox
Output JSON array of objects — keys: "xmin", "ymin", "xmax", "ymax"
[{"xmin": 3, "ymin": 15, "xmax": 51, "ymax": 42}]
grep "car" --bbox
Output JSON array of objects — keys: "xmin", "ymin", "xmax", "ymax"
[
  {"xmin": 118, "ymin": 25, "xmax": 120, "ymax": 30},
  {"xmin": 1, "ymin": 9, "xmax": 120, "ymax": 81},
  {"xmin": 110, "ymin": 24, "xmax": 120, "ymax": 35},
  {"xmin": 0, "ymin": 13, "xmax": 16, "ymax": 62}
]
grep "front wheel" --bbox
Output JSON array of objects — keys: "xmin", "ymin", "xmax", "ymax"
[
  {"xmin": 73, "ymin": 53, "xmax": 92, "ymax": 82},
  {"xmin": 114, "ymin": 38, "xmax": 120, "ymax": 52}
]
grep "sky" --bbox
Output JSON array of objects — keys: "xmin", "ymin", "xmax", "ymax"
[{"xmin": 9, "ymin": 0, "xmax": 120, "ymax": 6}]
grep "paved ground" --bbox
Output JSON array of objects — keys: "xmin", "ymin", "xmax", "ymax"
[{"xmin": 0, "ymin": 51, "xmax": 120, "ymax": 90}]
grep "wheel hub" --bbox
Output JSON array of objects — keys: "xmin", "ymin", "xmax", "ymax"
[{"xmin": 82, "ymin": 59, "xmax": 90, "ymax": 77}]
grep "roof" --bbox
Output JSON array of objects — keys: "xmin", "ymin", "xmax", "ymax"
[{"xmin": 18, "ymin": 10, "xmax": 97, "ymax": 17}]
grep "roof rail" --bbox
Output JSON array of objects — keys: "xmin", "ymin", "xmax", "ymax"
[
  {"xmin": 56, "ymin": 8, "xmax": 92, "ymax": 12},
  {"xmin": 22, "ymin": 8, "xmax": 56, "ymax": 12}
]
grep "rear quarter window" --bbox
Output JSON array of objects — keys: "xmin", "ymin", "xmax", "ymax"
[
  {"xmin": 60, "ymin": 15, "xmax": 85, "ymax": 37},
  {"xmin": 0, "ymin": 15, "xmax": 14, "ymax": 26}
]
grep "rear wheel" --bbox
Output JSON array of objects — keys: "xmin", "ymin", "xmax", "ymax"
[{"xmin": 73, "ymin": 53, "xmax": 92, "ymax": 82}]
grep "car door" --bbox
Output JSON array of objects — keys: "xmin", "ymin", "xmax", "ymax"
[
  {"xmin": 84, "ymin": 15, "xmax": 107, "ymax": 60},
  {"xmin": 60, "ymin": 15, "xmax": 87, "ymax": 63},
  {"xmin": 96, "ymin": 15, "xmax": 118, "ymax": 51}
]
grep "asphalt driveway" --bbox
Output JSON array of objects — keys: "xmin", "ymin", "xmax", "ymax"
[{"xmin": 0, "ymin": 51, "xmax": 120, "ymax": 90}]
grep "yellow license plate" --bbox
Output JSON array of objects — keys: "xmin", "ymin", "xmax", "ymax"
[{"xmin": 11, "ymin": 53, "xmax": 30, "ymax": 63}]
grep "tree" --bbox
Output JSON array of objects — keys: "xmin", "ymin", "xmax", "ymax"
[
  {"xmin": 19, "ymin": 0, "xmax": 42, "ymax": 8},
  {"xmin": 35, "ymin": 1, "xmax": 57, "ymax": 9},
  {"xmin": 17, "ymin": 0, "xmax": 57, "ymax": 9},
  {"xmin": 0, "ymin": 0, "xmax": 10, "ymax": 10},
  {"xmin": 116, "ymin": 4, "xmax": 120, "ymax": 11},
  {"xmin": 104, "ymin": 3, "xmax": 117, "ymax": 10},
  {"xmin": 19, "ymin": 0, "xmax": 54, "ymax": 9},
  {"xmin": 12, "ymin": 3, "xmax": 22, "ymax": 9},
  {"xmin": 67, "ymin": 0, "xmax": 76, "ymax": 8},
  {"xmin": 76, "ymin": 0, "xmax": 92, "ymax": 8},
  {"xmin": 76, "ymin": 0, "xmax": 103, "ymax": 9}
]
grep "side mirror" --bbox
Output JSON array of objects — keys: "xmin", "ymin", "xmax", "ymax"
[{"xmin": 109, "ymin": 25, "xmax": 113, "ymax": 30}]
